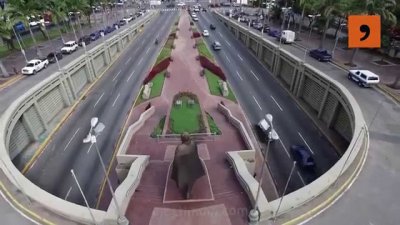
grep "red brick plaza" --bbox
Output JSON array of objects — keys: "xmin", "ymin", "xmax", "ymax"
[{"xmin": 123, "ymin": 11, "xmax": 275, "ymax": 225}]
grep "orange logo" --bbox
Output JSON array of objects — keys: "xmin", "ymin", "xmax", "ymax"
[{"xmin": 348, "ymin": 15, "xmax": 381, "ymax": 48}]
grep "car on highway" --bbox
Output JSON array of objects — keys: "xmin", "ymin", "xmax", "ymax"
[
  {"xmin": 309, "ymin": 49, "xmax": 332, "ymax": 62},
  {"xmin": 90, "ymin": 31, "xmax": 101, "ymax": 41},
  {"xmin": 61, "ymin": 41, "xmax": 78, "ymax": 54},
  {"xmin": 290, "ymin": 145, "xmax": 315, "ymax": 169},
  {"xmin": 203, "ymin": 29, "xmax": 210, "ymax": 37},
  {"xmin": 257, "ymin": 118, "xmax": 279, "ymax": 141},
  {"xmin": 210, "ymin": 24, "xmax": 216, "ymax": 30},
  {"xmin": 46, "ymin": 52, "xmax": 63, "ymax": 64},
  {"xmin": 347, "ymin": 69, "xmax": 380, "ymax": 87},
  {"xmin": 21, "ymin": 59, "xmax": 49, "ymax": 75},
  {"xmin": 177, "ymin": 2, "xmax": 185, "ymax": 6},
  {"xmin": 202, "ymin": 8, "xmax": 207, "ymax": 12},
  {"xmin": 78, "ymin": 35, "xmax": 91, "ymax": 46},
  {"xmin": 212, "ymin": 41, "xmax": 222, "ymax": 50},
  {"xmin": 193, "ymin": 17, "xmax": 199, "ymax": 22}
]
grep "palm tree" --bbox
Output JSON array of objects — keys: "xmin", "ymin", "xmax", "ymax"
[
  {"xmin": 66, "ymin": 0, "xmax": 90, "ymax": 37},
  {"xmin": 297, "ymin": 0, "xmax": 318, "ymax": 33},
  {"xmin": 7, "ymin": 0, "xmax": 48, "ymax": 57},
  {"xmin": 315, "ymin": 0, "xmax": 347, "ymax": 49},
  {"xmin": 43, "ymin": 0, "xmax": 68, "ymax": 43},
  {"xmin": 347, "ymin": 0, "xmax": 397, "ymax": 67}
]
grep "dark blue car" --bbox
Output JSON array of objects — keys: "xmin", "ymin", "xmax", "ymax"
[
  {"xmin": 268, "ymin": 29, "xmax": 281, "ymax": 38},
  {"xmin": 309, "ymin": 49, "xmax": 332, "ymax": 62},
  {"xmin": 14, "ymin": 21, "xmax": 25, "ymax": 32},
  {"xmin": 90, "ymin": 31, "xmax": 100, "ymax": 41},
  {"xmin": 104, "ymin": 26, "xmax": 116, "ymax": 34},
  {"xmin": 290, "ymin": 145, "xmax": 315, "ymax": 169}
]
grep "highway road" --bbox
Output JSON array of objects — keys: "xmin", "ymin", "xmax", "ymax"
[
  {"xmin": 21, "ymin": 11, "xmax": 177, "ymax": 207},
  {"xmin": 195, "ymin": 11, "xmax": 340, "ymax": 195}
]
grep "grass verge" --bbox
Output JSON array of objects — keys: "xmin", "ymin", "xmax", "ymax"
[
  {"xmin": 135, "ymin": 71, "xmax": 166, "ymax": 106},
  {"xmin": 169, "ymin": 96, "xmax": 202, "ymax": 134},
  {"xmin": 196, "ymin": 39, "xmax": 214, "ymax": 61},
  {"xmin": 204, "ymin": 69, "xmax": 237, "ymax": 102},
  {"xmin": 207, "ymin": 113, "xmax": 221, "ymax": 135}
]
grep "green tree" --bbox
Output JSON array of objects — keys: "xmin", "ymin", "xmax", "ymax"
[
  {"xmin": 296, "ymin": 0, "xmax": 318, "ymax": 33},
  {"xmin": 347, "ymin": 0, "xmax": 397, "ymax": 67},
  {"xmin": 43, "ymin": 0, "xmax": 68, "ymax": 43}
]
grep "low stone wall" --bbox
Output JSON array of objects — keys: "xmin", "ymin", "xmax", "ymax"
[
  {"xmin": 227, "ymin": 150, "xmax": 272, "ymax": 221},
  {"xmin": 217, "ymin": 103, "xmax": 255, "ymax": 150},
  {"xmin": 214, "ymin": 11, "xmax": 368, "ymax": 221},
  {"xmin": 0, "ymin": 12, "xmax": 156, "ymax": 225}
]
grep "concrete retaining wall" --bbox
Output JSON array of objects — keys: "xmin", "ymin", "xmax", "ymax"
[
  {"xmin": 214, "ymin": 12, "xmax": 368, "ymax": 221},
  {"xmin": 0, "ymin": 12, "xmax": 156, "ymax": 225}
]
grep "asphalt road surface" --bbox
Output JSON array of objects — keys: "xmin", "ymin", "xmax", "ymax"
[
  {"xmin": 22, "ymin": 11, "xmax": 177, "ymax": 207},
  {"xmin": 195, "ymin": 11, "xmax": 340, "ymax": 196}
]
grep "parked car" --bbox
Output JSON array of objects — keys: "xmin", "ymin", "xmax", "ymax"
[
  {"xmin": 347, "ymin": 70, "xmax": 380, "ymax": 87},
  {"xmin": 210, "ymin": 24, "xmax": 216, "ymax": 30},
  {"xmin": 61, "ymin": 41, "xmax": 78, "ymax": 54},
  {"xmin": 203, "ymin": 29, "xmax": 210, "ymax": 37},
  {"xmin": 46, "ymin": 52, "xmax": 63, "ymax": 63},
  {"xmin": 21, "ymin": 59, "xmax": 49, "ymax": 75},
  {"xmin": 123, "ymin": 16, "xmax": 133, "ymax": 23},
  {"xmin": 278, "ymin": 30, "xmax": 295, "ymax": 44},
  {"xmin": 90, "ymin": 31, "xmax": 101, "ymax": 41},
  {"xmin": 262, "ymin": 25, "xmax": 270, "ymax": 33},
  {"xmin": 212, "ymin": 41, "xmax": 222, "ymax": 50},
  {"xmin": 309, "ymin": 49, "xmax": 332, "ymax": 62},
  {"xmin": 290, "ymin": 145, "xmax": 315, "ymax": 169},
  {"xmin": 78, "ymin": 35, "xmax": 91, "ymax": 46},
  {"xmin": 253, "ymin": 23, "xmax": 263, "ymax": 31},
  {"xmin": 118, "ymin": 20, "xmax": 127, "ymax": 26},
  {"xmin": 268, "ymin": 29, "xmax": 280, "ymax": 38},
  {"xmin": 104, "ymin": 26, "xmax": 116, "ymax": 34}
]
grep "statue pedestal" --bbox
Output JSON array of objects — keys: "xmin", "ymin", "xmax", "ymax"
[{"xmin": 163, "ymin": 160, "xmax": 214, "ymax": 203}]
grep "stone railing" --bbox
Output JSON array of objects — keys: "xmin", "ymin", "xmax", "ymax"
[
  {"xmin": 227, "ymin": 150, "xmax": 273, "ymax": 221},
  {"xmin": 0, "ymin": 12, "xmax": 156, "ymax": 225},
  {"xmin": 217, "ymin": 103, "xmax": 256, "ymax": 150},
  {"xmin": 214, "ymin": 11, "xmax": 368, "ymax": 222}
]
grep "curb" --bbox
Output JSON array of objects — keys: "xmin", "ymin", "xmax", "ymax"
[
  {"xmin": 0, "ymin": 75, "xmax": 24, "ymax": 91},
  {"xmin": 375, "ymin": 84, "xmax": 400, "ymax": 104}
]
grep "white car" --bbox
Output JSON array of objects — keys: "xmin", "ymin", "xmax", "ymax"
[
  {"xmin": 193, "ymin": 17, "xmax": 199, "ymax": 22},
  {"xmin": 203, "ymin": 30, "xmax": 209, "ymax": 37},
  {"xmin": 177, "ymin": 2, "xmax": 185, "ymax": 6},
  {"xmin": 61, "ymin": 41, "xmax": 78, "ymax": 54},
  {"xmin": 21, "ymin": 59, "xmax": 49, "ymax": 75},
  {"xmin": 258, "ymin": 118, "xmax": 279, "ymax": 141},
  {"xmin": 123, "ymin": 16, "xmax": 133, "ymax": 23},
  {"xmin": 348, "ymin": 69, "xmax": 380, "ymax": 87}
]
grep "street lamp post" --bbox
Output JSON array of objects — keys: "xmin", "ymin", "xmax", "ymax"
[
  {"xmin": 302, "ymin": 14, "xmax": 321, "ymax": 62},
  {"xmin": 83, "ymin": 117, "xmax": 129, "ymax": 225},
  {"xmin": 12, "ymin": 26, "xmax": 28, "ymax": 63},
  {"xmin": 70, "ymin": 169, "xmax": 98, "ymax": 225},
  {"xmin": 332, "ymin": 23, "xmax": 346, "ymax": 58},
  {"xmin": 248, "ymin": 114, "xmax": 274, "ymax": 225},
  {"xmin": 273, "ymin": 161, "xmax": 297, "ymax": 223}
]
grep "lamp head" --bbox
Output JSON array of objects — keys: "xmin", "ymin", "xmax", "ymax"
[
  {"xmin": 91, "ymin": 117, "xmax": 98, "ymax": 128},
  {"xmin": 266, "ymin": 114, "xmax": 273, "ymax": 123}
]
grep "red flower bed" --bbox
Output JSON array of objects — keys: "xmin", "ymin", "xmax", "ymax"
[
  {"xmin": 143, "ymin": 57, "xmax": 171, "ymax": 84},
  {"xmin": 199, "ymin": 56, "xmax": 226, "ymax": 81},
  {"xmin": 192, "ymin": 32, "xmax": 201, "ymax": 38}
]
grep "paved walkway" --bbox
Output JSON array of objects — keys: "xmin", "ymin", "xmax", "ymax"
[{"xmin": 124, "ymin": 10, "xmax": 277, "ymax": 225}]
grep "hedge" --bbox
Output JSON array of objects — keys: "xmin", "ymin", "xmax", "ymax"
[
  {"xmin": 199, "ymin": 56, "xmax": 226, "ymax": 81},
  {"xmin": 192, "ymin": 32, "xmax": 201, "ymax": 38},
  {"xmin": 143, "ymin": 57, "xmax": 171, "ymax": 84}
]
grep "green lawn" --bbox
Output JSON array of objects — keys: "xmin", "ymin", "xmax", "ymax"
[
  {"xmin": 197, "ymin": 39, "xmax": 214, "ymax": 61},
  {"xmin": 156, "ymin": 47, "xmax": 172, "ymax": 64},
  {"xmin": 135, "ymin": 71, "xmax": 166, "ymax": 106},
  {"xmin": 207, "ymin": 113, "xmax": 221, "ymax": 135},
  {"xmin": 169, "ymin": 96, "xmax": 202, "ymax": 134},
  {"xmin": 204, "ymin": 69, "xmax": 237, "ymax": 102},
  {"xmin": 151, "ymin": 116, "xmax": 166, "ymax": 137}
]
